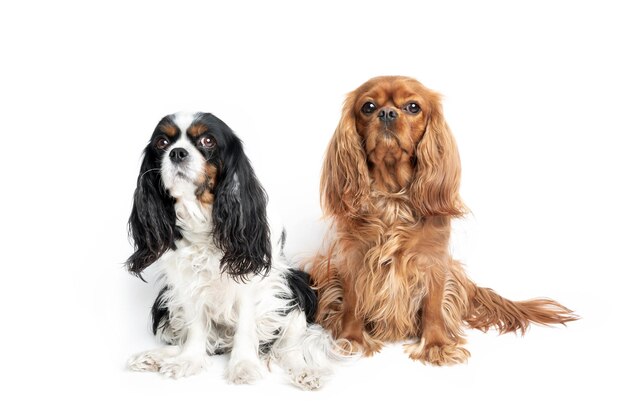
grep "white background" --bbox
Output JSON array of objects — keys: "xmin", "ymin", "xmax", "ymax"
[{"xmin": 2, "ymin": 0, "xmax": 624, "ymax": 415}]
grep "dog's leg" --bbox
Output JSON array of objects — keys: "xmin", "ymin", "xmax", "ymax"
[
  {"xmin": 338, "ymin": 275, "xmax": 383, "ymax": 356},
  {"xmin": 273, "ymin": 311, "xmax": 324, "ymax": 390},
  {"xmin": 157, "ymin": 317, "xmax": 210, "ymax": 378},
  {"xmin": 156, "ymin": 300, "xmax": 210, "ymax": 378},
  {"xmin": 404, "ymin": 262, "xmax": 470, "ymax": 365},
  {"xmin": 224, "ymin": 290, "xmax": 263, "ymax": 384},
  {"xmin": 310, "ymin": 253, "xmax": 343, "ymax": 334},
  {"xmin": 128, "ymin": 297, "xmax": 209, "ymax": 378},
  {"xmin": 311, "ymin": 253, "xmax": 382, "ymax": 356},
  {"xmin": 340, "ymin": 278, "xmax": 365, "ymax": 344},
  {"xmin": 128, "ymin": 313, "xmax": 209, "ymax": 378}
]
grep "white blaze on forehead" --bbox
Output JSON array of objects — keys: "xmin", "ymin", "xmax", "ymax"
[{"xmin": 173, "ymin": 111, "xmax": 198, "ymax": 130}]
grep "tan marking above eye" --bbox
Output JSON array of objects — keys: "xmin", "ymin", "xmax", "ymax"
[
  {"xmin": 188, "ymin": 123, "xmax": 209, "ymax": 138},
  {"xmin": 159, "ymin": 123, "xmax": 177, "ymax": 137}
]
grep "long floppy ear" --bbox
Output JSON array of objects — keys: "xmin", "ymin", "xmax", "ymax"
[
  {"xmin": 212, "ymin": 131, "xmax": 271, "ymax": 280},
  {"xmin": 126, "ymin": 152, "xmax": 179, "ymax": 279},
  {"xmin": 320, "ymin": 93, "xmax": 370, "ymax": 219},
  {"xmin": 410, "ymin": 100, "xmax": 466, "ymax": 217}
]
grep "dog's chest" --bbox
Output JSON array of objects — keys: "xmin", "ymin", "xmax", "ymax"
[
  {"xmin": 366, "ymin": 195, "xmax": 423, "ymax": 252},
  {"xmin": 355, "ymin": 194, "xmax": 428, "ymax": 294},
  {"xmin": 166, "ymin": 201, "xmax": 242, "ymax": 318},
  {"xmin": 169, "ymin": 239, "xmax": 236, "ymax": 299}
]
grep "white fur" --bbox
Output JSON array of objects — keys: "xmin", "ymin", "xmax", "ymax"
[{"xmin": 128, "ymin": 112, "xmax": 333, "ymax": 389}]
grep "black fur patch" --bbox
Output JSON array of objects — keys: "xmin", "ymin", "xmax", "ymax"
[
  {"xmin": 285, "ymin": 268, "xmax": 317, "ymax": 323},
  {"xmin": 259, "ymin": 329, "xmax": 281, "ymax": 355},
  {"xmin": 151, "ymin": 286, "xmax": 170, "ymax": 336}
]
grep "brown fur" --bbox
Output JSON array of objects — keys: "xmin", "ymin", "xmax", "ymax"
[
  {"xmin": 195, "ymin": 163, "xmax": 218, "ymax": 206},
  {"xmin": 310, "ymin": 76, "xmax": 578, "ymax": 365},
  {"xmin": 188, "ymin": 122, "xmax": 209, "ymax": 138},
  {"xmin": 159, "ymin": 122, "xmax": 178, "ymax": 138}
]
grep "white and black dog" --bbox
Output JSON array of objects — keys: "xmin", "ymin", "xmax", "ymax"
[{"xmin": 126, "ymin": 112, "xmax": 334, "ymax": 389}]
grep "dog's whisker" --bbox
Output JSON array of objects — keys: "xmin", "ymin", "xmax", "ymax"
[{"xmin": 139, "ymin": 168, "xmax": 160, "ymax": 181}]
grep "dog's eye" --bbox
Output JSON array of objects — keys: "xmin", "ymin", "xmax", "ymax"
[
  {"xmin": 155, "ymin": 137, "xmax": 170, "ymax": 150},
  {"xmin": 361, "ymin": 102, "xmax": 377, "ymax": 114},
  {"xmin": 199, "ymin": 135, "xmax": 216, "ymax": 148},
  {"xmin": 405, "ymin": 102, "xmax": 421, "ymax": 114}
]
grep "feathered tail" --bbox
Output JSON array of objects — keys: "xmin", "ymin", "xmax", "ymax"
[{"xmin": 465, "ymin": 285, "xmax": 579, "ymax": 334}]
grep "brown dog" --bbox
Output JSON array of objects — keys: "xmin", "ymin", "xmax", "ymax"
[{"xmin": 309, "ymin": 76, "xmax": 577, "ymax": 365}]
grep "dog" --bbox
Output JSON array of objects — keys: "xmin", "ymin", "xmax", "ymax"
[
  {"xmin": 309, "ymin": 76, "xmax": 578, "ymax": 365},
  {"xmin": 126, "ymin": 112, "xmax": 333, "ymax": 388}
]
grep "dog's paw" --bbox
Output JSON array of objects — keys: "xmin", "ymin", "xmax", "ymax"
[
  {"xmin": 225, "ymin": 359, "xmax": 263, "ymax": 385},
  {"xmin": 158, "ymin": 355, "xmax": 208, "ymax": 379},
  {"xmin": 334, "ymin": 338, "xmax": 362, "ymax": 356},
  {"xmin": 335, "ymin": 332, "xmax": 383, "ymax": 357},
  {"xmin": 404, "ymin": 339, "xmax": 470, "ymax": 366},
  {"xmin": 127, "ymin": 347, "xmax": 179, "ymax": 372},
  {"xmin": 289, "ymin": 368, "xmax": 322, "ymax": 391},
  {"xmin": 360, "ymin": 332, "xmax": 384, "ymax": 357}
]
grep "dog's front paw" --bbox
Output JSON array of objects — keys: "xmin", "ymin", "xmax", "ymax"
[
  {"xmin": 225, "ymin": 359, "xmax": 263, "ymax": 385},
  {"xmin": 404, "ymin": 339, "xmax": 470, "ymax": 366},
  {"xmin": 335, "ymin": 333, "xmax": 382, "ymax": 357},
  {"xmin": 289, "ymin": 368, "xmax": 322, "ymax": 391},
  {"xmin": 158, "ymin": 355, "xmax": 208, "ymax": 379},
  {"xmin": 127, "ymin": 347, "xmax": 179, "ymax": 372}
]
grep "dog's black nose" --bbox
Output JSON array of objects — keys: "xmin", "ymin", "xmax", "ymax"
[
  {"xmin": 378, "ymin": 108, "xmax": 398, "ymax": 122},
  {"xmin": 169, "ymin": 147, "xmax": 188, "ymax": 163}
]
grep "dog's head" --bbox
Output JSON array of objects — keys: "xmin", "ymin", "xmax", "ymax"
[
  {"xmin": 126, "ymin": 112, "xmax": 270, "ymax": 280},
  {"xmin": 322, "ymin": 76, "xmax": 465, "ymax": 218}
]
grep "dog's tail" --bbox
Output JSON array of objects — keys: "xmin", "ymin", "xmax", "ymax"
[{"xmin": 465, "ymin": 284, "xmax": 578, "ymax": 334}]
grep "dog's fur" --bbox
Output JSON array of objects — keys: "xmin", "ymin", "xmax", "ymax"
[
  {"xmin": 126, "ymin": 112, "xmax": 333, "ymax": 388},
  {"xmin": 309, "ymin": 76, "xmax": 578, "ymax": 364}
]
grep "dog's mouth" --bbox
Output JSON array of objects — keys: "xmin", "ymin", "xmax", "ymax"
[
  {"xmin": 167, "ymin": 162, "xmax": 195, "ymax": 181},
  {"xmin": 372, "ymin": 130, "xmax": 405, "ymax": 153},
  {"xmin": 174, "ymin": 171, "xmax": 192, "ymax": 182},
  {"xmin": 380, "ymin": 128, "xmax": 399, "ymax": 142},
  {"xmin": 161, "ymin": 163, "xmax": 200, "ymax": 198}
]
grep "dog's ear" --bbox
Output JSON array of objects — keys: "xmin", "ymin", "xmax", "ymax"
[
  {"xmin": 321, "ymin": 91, "xmax": 370, "ymax": 219},
  {"xmin": 211, "ymin": 128, "xmax": 271, "ymax": 280},
  {"xmin": 126, "ymin": 148, "xmax": 179, "ymax": 279},
  {"xmin": 409, "ymin": 99, "xmax": 465, "ymax": 217}
]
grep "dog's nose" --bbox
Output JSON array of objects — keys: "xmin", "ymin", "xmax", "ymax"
[
  {"xmin": 169, "ymin": 147, "xmax": 188, "ymax": 163},
  {"xmin": 378, "ymin": 107, "xmax": 398, "ymax": 122}
]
